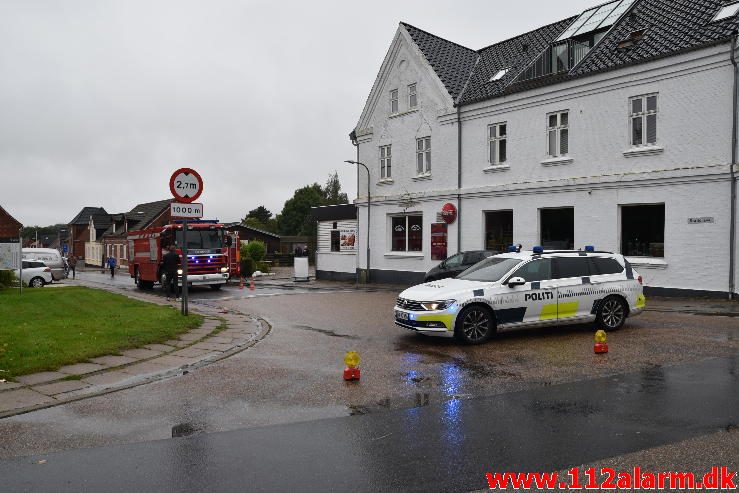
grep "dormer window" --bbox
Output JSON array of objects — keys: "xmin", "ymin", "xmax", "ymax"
[
  {"xmin": 518, "ymin": 0, "xmax": 636, "ymax": 82},
  {"xmin": 714, "ymin": 2, "xmax": 739, "ymax": 22}
]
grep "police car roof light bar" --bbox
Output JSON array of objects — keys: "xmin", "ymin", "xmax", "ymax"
[
  {"xmin": 508, "ymin": 245, "xmax": 518, "ymax": 252},
  {"xmin": 585, "ymin": 245, "xmax": 595, "ymax": 252},
  {"xmin": 533, "ymin": 246, "xmax": 544, "ymax": 254}
]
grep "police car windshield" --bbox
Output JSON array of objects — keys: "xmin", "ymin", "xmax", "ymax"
[{"xmin": 456, "ymin": 257, "xmax": 522, "ymax": 282}]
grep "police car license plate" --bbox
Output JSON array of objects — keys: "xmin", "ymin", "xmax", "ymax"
[{"xmin": 395, "ymin": 310, "xmax": 409, "ymax": 321}]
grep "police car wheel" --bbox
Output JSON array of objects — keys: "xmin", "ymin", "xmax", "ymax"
[
  {"xmin": 455, "ymin": 305, "xmax": 495, "ymax": 344},
  {"xmin": 597, "ymin": 296, "xmax": 627, "ymax": 331}
]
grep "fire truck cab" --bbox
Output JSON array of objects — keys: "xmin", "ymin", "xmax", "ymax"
[{"xmin": 127, "ymin": 221, "xmax": 235, "ymax": 290}]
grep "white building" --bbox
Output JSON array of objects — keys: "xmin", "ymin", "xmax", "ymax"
[{"xmin": 337, "ymin": 0, "xmax": 739, "ymax": 297}]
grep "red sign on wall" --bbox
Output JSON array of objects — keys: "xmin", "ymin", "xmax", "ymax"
[
  {"xmin": 431, "ymin": 223, "xmax": 448, "ymax": 261},
  {"xmin": 441, "ymin": 203, "xmax": 457, "ymax": 224}
]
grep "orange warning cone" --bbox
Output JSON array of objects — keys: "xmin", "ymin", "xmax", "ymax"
[{"xmin": 249, "ymin": 277, "xmax": 255, "ymax": 291}]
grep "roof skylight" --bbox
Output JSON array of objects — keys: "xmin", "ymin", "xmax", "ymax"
[
  {"xmin": 713, "ymin": 2, "xmax": 739, "ymax": 22},
  {"xmin": 556, "ymin": 0, "xmax": 637, "ymax": 42},
  {"xmin": 490, "ymin": 68, "xmax": 509, "ymax": 82}
]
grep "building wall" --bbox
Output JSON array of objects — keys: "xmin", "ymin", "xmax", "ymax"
[
  {"xmin": 353, "ymin": 35, "xmax": 739, "ymax": 294},
  {"xmin": 315, "ymin": 219, "xmax": 358, "ymax": 280}
]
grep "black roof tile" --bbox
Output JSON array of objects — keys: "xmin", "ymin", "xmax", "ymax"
[
  {"xmin": 400, "ymin": 0, "xmax": 739, "ymax": 107},
  {"xmin": 401, "ymin": 22, "xmax": 479, "ymax": 100}
]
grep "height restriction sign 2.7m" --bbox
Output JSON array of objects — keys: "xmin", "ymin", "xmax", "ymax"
[{"xmin": 169, "ymin": 168, "xmax": 203, "ymax": 203}]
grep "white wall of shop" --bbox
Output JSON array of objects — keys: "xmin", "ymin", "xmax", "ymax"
[{"xmin": 316, "ymin": 219, "xmax": 357, "ymax": 275}]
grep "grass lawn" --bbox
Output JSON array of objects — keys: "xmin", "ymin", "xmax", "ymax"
[{"xmin": 0, "ymin": 287, "xmax": 202, "ymax": 379}]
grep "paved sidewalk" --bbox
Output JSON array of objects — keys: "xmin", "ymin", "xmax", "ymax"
[{"xmin": 0, "ymin": 283, "xmax": 270, "ymax": 418}]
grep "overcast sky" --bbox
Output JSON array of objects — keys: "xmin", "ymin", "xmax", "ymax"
[{"xmin": 0, "ymin": 0, "xmax": 593, "ymax": 227}]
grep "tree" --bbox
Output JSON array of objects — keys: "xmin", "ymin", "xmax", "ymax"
[
  {"xmin": 323, "ymin": 171, "xmax": 348, "ymax": 205},
  {"xmin": 276, "ymin": 172, "xmax": 349, "ymax": 236},
  {"xmin": 241, "ymin": 206, "xmax": 277, "ymax": 233},
  {"xmin": 245, "ymin": 206, "xmax": 273, "ymax": 225},
  {"xmin": 277, "ymin": 183, "xmax": 324, "ymax": 236}
]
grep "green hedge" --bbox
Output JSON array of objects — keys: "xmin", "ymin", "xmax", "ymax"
[{"xmin": 0, "ymin": 270, "xmax": 16, "ymax": 289}]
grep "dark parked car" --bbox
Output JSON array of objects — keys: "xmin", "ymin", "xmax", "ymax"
[{"xmin": 424, "ymin": 250, "xmax": 496, "ymax": 282}]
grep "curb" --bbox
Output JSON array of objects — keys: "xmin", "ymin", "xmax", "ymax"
[{"xmin": 0, "ymin": 282, "xmax": 273, "ymax": 419}]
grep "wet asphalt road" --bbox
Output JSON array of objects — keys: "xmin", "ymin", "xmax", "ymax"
[
  {"xmin": 1, "ymin": 272, "xmax": 739, "ymax": 489},
  {"xmin": 2, "ymin": 355, "xmax": 738, "ymax": 492}
]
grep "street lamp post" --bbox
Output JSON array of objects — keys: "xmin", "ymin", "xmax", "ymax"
[{"xmin": 344, "ymin": 160, "xmax": 370, "ymax": 283}]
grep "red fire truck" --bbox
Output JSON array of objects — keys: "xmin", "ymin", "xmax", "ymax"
[{"xmin": 127, "ymin": 221, "xmax": 239, "ymax": 290}]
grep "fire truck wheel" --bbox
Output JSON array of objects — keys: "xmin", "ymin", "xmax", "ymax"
[{"xmin": 210, "ymin": 284, "xmax": 222, "ymax": 290}]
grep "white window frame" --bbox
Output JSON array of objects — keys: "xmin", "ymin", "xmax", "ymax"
[
  {"xmin": 389, "ymin": 214, "xmax": 423, "ymax": 253},
  {"xmin": 390, "ymin": 89, "xmax": 398, "ymax": 114},
  {"xmin": 408, "ymin": 83, "xmax": 417, "ymax": 109},
  {"xmin": 416, "ymin": 137, "xmax": 431, "ymax": 175},
  {"xmin": 546, "ymin": 111, "xmax": 569, "ymax": 158},
  {"xmin": 488, "ymin": 122, "xmax": 507, "ymax": 165},
  {"xmin": 379, "ymin": 145, "xmax": 392, "ymax": 179},
  {"xmin": 629, "ymin": 94, "xmax": 658, "ymax": 147}
]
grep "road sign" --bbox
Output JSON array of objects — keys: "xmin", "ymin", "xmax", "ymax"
[
  {"xmin": 170, "ymin": 202, "xmax": 204, "ymax": 219},
  {"xmin": 169, "ymin": 168, "xmax": 203, "ymax": 203}
]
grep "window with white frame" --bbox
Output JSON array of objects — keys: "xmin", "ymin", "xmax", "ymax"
[
  {"xmin": 380, "ymin": 145, "xmax": 392, "ymax": 179},
  {"xmin": 630, "ymin": 94, "xmax": 657, "ymax": 147},
  {"xmin": 488, "ymin": 122, "xmax": 507, "ymax": 165},
  {"xmin": 408, "ymin": 83, "xmax": 417, "ymax": 109},
  {"xmin": 416, "ymin": 137, "xmax": 431, "ymax": 174},
  {"xmin": 390, "ymin": 89, "xmax": 398, "ymax": 114},
  {"xmin": 391, "ymin": 214, "xmax": 423, "ymax": 252},
  {"xmin": 547, "ymin": 111, "xmax": 569, "ymax": 157}
]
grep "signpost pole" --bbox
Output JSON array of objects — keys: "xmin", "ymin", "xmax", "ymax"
[
  {"xmin": 18, "ymin": 228, "xmax": 22, "ymax": 295},
  {"xmin": 181, "ymin": 220, "xmax": 188, "ymax": 316}
]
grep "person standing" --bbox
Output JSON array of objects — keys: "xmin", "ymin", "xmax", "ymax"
[
  {"xmin": 106, "ymin": 255, "xmax": 117, "ymax": 279},
  {"xmin": 68, "ymin": 255, "xmax": 78, "ymax": 279},
  {"xmin": 162, "ymin": 245, "xmax": 180, "ymax": 301}
]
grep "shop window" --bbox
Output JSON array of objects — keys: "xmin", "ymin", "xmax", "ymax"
[
  {"xmin": 330, "ymin": 230, "xmax": 340, "ymax": 252},
  {"xmin": 621, "ymin": 204, "xmax": 664, "ymax": 257},
  {"xmin": 540, "ymin": 208, "xmax": 574, "ymax": 250},
  {"xmin": 391, "ymin": 215, "xmax": 423, "ymax": 252},
  {"xmin": 485, "ymin": 211, "xmax": 513, "ymax": 252}
]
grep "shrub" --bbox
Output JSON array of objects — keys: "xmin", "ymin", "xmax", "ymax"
[
  {"xmin": 245, "ymin": 241, "xmax": 267, "ymax": 263},
  {"xmin": 240, "ymin": 258, "xmax": 255, "ymax": 277},
  {"xmin": 0, "ymin": 270, "xmax": 16, "ymax": 289}
]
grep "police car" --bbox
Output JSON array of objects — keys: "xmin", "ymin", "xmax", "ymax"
[{"xmin": 395, "ymin": 246, "xmax": 645, "ymax": 344}]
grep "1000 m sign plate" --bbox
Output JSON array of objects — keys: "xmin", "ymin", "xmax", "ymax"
[{"xmin": 170, "ymin": 202, "xmax": 204, "ymax": 219}]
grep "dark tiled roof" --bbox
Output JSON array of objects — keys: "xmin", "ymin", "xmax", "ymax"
[
  {"xmin": 575, "ymin": 0, "xmax": 739, "ymax": 75},
  {"xmin": 223, "ymin": 222, "xmax": 281, "ymax": 239},
  {"xmin": 401, "ymin": 0, "xmax": 739, "ymax": 107},
  {"xmin": 401, "ymin": 22, "xmax": 480, "ymax": 101},
  {"xmin": 102, "ymin": 199, "xmax": 172, "ymax": 236},
  {"xmin": 459, "ymin": 17, "xmax": 576, "ymax": 105},
  {"xmin": 68, "ymin": 207, "xmax": 110, "ymax": 229}
]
